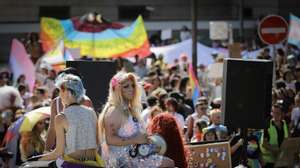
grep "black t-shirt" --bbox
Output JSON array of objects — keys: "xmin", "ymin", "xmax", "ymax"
[{"xmin": 295, "ymin": 81, "xmax": 300, "ymax": 93}]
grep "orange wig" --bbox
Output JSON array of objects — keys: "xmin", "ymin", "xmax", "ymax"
[{"xmin": 148, "ymin": 113, "xmax": 188, "ymax": 168}]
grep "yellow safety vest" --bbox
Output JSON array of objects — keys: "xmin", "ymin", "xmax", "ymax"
[{"xmin": 260, "ymin": 120, "xmax": 288, "ymax": 163}]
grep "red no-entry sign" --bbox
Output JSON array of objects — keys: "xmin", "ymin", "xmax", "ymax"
[{"xmin": 258, "ymin": 15, "xmax": 289, "ymax": 45}]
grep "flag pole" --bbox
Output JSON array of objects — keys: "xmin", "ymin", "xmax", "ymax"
[{"xmin": 191, "ymin": 0, "xmax": 198, "ymax": 77}]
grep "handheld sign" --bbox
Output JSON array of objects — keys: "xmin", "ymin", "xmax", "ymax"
[{"xmin": 188, "ymin": 141, "xmax": 231, "ymax": 168}]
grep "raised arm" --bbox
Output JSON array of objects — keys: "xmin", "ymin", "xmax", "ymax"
[
  {"xmin": 39, "ymin": 114, "xmax": 66, "ymax": 161},
  {"xmin": 45, "ymin": 98, "xmax": 58, "ymax": 151}
]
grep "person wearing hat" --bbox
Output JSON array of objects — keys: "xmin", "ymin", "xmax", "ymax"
[
  {"xmin": 151, "ymin": 88, "xmax": 168, "ymax": 112},
  {"xmin": 20, "ymin": 119, "xmax": 46, "ymax": 162},
  {"xmin": 185, "ymin": 97, "xmax": 210, "ymax": 142}
]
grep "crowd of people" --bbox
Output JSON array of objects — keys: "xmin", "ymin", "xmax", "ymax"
[{"xmin": 0, "ymin": 33, "xmax": 300, "ymax": 168}]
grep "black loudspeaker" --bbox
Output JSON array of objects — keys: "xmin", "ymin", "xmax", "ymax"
[
  {"xmin": 66, "ymin": 61, "xmax": 117, "ymax": 111},
  {"xmin": 221, "ymin": 58, "xmax": 273, "ymax": 129}
]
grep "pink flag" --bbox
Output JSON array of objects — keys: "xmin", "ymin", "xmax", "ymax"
[{"xmin": 9, "ymin": 39, "xmax": 35, "ymax": 92}]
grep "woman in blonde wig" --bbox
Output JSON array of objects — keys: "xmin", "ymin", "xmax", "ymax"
[{"xmin": 98, "ymin": 72, "xmax": 174, "ymax": 167}]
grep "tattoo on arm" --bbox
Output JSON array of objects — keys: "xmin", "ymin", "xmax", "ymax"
[{"xmin": 110, "ymin": 124, "xmax": 117, "ymax": 136}]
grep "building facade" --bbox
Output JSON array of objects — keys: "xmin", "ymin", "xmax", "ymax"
[{"xmin": 0, "ymin": 0, "xmax": 299, "ymax": 62}]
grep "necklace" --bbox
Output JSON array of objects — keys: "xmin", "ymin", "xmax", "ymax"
[{"xmin": 65, "ymin": 102, "xmax": 80, "ymax": 108}]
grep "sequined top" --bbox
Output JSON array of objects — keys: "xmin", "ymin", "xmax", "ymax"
[
  {"xmin": 63, "ymin": 105, "xmax": 98, "ymax": 154},
  {"xmin": 118, "ymin": 115, "xmax": 141, "ymax": 138},
  {"xmin": 102, "ymin": 115, "xmax": 163, "ymax": 168}
]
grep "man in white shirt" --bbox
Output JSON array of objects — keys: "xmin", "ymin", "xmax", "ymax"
[
  {"xmin": 165, "ymin": 97, "xmax": 185, "ymax": 131},
  {"xmin": 141, "ymin": 96, "xmax": 158, "ymax": 124}
]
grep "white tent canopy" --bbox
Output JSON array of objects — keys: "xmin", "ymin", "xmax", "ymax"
[{"xmin": 151, "ymin": 39, "xmax": 228, "ymax": 66}]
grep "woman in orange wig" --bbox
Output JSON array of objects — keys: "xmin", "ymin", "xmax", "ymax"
[{"xmin": 148, "ymin": 113, "xmax": 189, "ymax": 168}]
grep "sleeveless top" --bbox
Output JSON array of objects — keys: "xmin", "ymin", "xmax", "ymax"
[
  {"xmin": 63, "ymin": 105, "xmax": 98, "ymax": 154},
  {"xmin": 102, "ymin": 115, "xmax": 163, "ymax": 168}
]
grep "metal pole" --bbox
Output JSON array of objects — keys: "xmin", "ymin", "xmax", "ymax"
[
  {"xmin": 273, "ymin": 45, "xmax": 277, "ymax": 84},
  {"xmin": 239, "ymin": 0, "xmax": 244, "ymax": 42},
  {"xmin": 191, "ymin": 0, "xmax": 198, "ymax": 77}
]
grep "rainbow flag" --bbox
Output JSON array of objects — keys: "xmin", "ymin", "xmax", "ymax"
[
  {"xmin": 188, "ymin": 64, "xmax": 201, "ymax": 105},
  {"xmin": 40, "ymin": 15, "xmax": 150, "ymax": 58}
]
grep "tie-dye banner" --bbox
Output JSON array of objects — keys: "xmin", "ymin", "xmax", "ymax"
[{"xmin": 40, "ymin": 16, "xmax": 150, "ymax": 58}]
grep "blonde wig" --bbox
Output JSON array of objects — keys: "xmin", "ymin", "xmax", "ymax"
[{"xmin": 98, "ymin": 72, "xmax": 143, "ymax": 141}]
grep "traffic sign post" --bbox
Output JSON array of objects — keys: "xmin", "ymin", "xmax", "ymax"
[
  {"xmin": 258, "ymin": 15, "xmax": 289, "ymax": 83},
  {"xmin": 258, "ymin": 15, "xmax": 289, "ymax": 45}
]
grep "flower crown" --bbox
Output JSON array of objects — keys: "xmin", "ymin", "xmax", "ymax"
[{"xmin": 111, "ymin": 77, "xmax": 120, "ymax": 90}]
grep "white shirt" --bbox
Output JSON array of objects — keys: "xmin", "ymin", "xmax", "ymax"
[
  {"xmin": 141, "ymin": 107, "xmax": 151, "ymax": 124},
  {"xmin": 169, "ymin": 112, "xmax": 185, "ymax": 131}
]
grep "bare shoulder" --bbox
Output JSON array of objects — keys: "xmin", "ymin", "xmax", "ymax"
[
  {"xmin": 104, "ymin": 106, "xmax": 122, "ymax": 127},
  {"xmin": 82, "ymin": 95, "xmax": 93, "ymax": 108}
]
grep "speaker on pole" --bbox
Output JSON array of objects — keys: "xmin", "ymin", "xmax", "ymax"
[{"xmin": 221, "ymin": 58, "xmax": 273, "ymax": 129}]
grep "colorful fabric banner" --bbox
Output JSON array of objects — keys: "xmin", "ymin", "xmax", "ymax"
[
  {"xmin": 9, "ymin": 39, "xmax": 35, "ymax": 92},
  {"xmin": 41, "ymin": 40, "xmax": 74, "ymax": 71},
  {"xmin": 2, "ymin": 117, "xmax": 23, "ymax": 145},
  {"xmin": 288, "ymin": 14, "xmax": 300, "ymax": 48},
  {"xmin": 41, "ymin": 16, "xmax": 150, "ymax": 58},
  {"xmin": 188, "ymin": 64, "xmax": 200, "ymax": 105}
]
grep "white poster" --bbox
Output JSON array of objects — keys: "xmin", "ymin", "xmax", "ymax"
[
  {"xmin": 209, "ymin": 21, "xmax": 229, "ymax": 40},
  {"xmin": 161, "ymin": 29, "xmax": 172, "ymax": 40}
]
